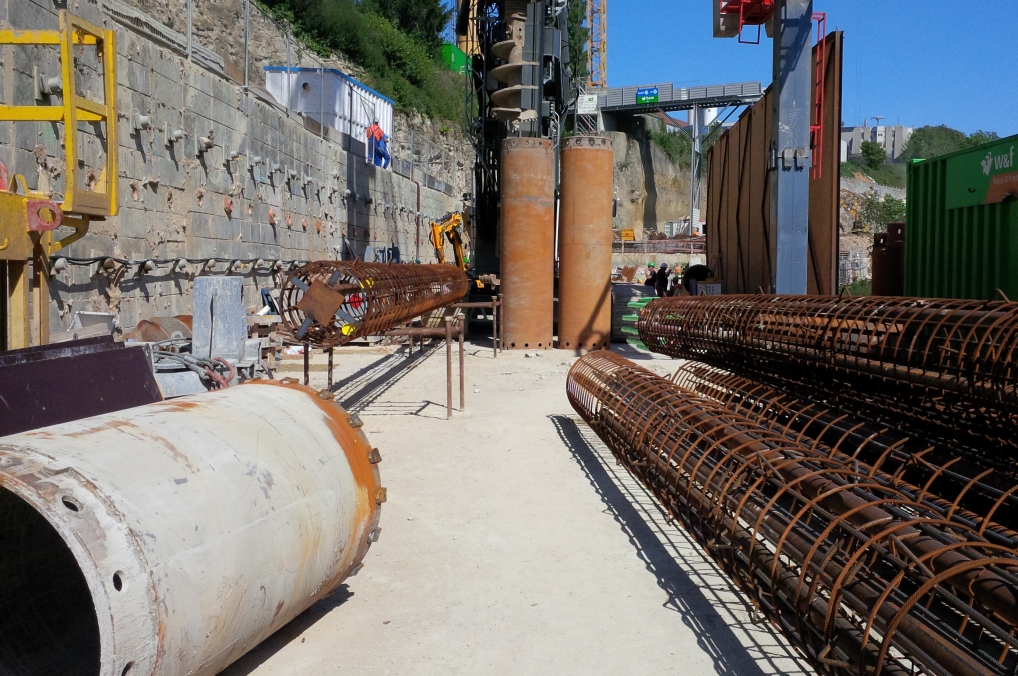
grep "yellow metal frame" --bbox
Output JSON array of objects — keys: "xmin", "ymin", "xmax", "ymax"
[
  {"xmin": 0, "ymin": 11, "xmax": 117, "ymax": 350},
  {"xmin": 0, "ymin": 10, "xmax": 118, "ymax": 216}
]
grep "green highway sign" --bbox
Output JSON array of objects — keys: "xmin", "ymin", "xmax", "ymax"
[{"xmin": 636, "ymin": 87, "xmax": 659, "ymax": 104}]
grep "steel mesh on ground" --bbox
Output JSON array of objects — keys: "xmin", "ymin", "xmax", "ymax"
[
  {"xmin": 568, "ymin": 351, "xmax": 1018, "ymax": 676},
  {"xmin": 671, "ymin": 360, "xmax": 1018, "ymax": 544},
  {"xmin": 638, "ymin": 295, "xmax": 1018, "ymax": 462}
]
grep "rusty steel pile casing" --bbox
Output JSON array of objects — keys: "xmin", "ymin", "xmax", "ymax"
[
  {"xmin": 557, "ymin": 136, "xmax": 614, "ymax": 351},
  {"xmin": 568, "ymin": 351, "xmax": 1018, "ymax": 676},
  {"xmin": 638, "ymin": 295, "xmax": 1018, "ymax": 458},
  {"xmin": 279, "ymin": 261, "xmax": 469, "ymax": 348},
  {"xmin": 0, "ymin": 380, "xmax": 383, "ymax": 676},
  {"xmin": 672, "ymin": 361, "xmax": 1018, "ymax": 542},
  {"xmin": 500, "ymin": 137, "xmax": 555, "ymax": 350}
]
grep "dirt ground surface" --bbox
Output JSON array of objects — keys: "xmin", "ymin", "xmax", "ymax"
[{"xmin": 221, "ymin": 339, "xmax": 815, "ymax": 676}]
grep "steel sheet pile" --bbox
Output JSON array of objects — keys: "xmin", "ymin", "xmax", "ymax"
[
  {"xmin": 639, "ymin": 295, "xmax": 1018, "ymax": 468},
  {"xmin": 280, "ymin": 262, "xmax": 469, "ymax": 348},
  {"xmin": 567, "ymin": 351, "xmax": 1018, "ymax": 676}
]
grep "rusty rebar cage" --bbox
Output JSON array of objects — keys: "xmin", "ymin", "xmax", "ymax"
[
  {"xmin": 638, "ymin": 295, "xmax": 1018, "ymax": 458},
  {"xmin": 279, "ymin": 262, "xmax": 469, "ymax": 348},
  {"xmin": 568, "ymin": 351, "xmax": 1018, "ymax": 676},
  {"xmin": 672, "ymin": 361, "xmax": 1018, "ymax": 543}
]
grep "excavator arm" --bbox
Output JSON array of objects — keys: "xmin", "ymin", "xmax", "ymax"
[
  {"xmin": 429, "ymin": 211, "xmax": 497, "ymax": 289},
  {"xmin": 429, "ymin": 212, "xmax": 466, "ymax": 270}
]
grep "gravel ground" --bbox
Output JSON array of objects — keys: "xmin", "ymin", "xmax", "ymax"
[{"xmin": 221, "ymin": 340, "xmax": 815, "ymax": 676}]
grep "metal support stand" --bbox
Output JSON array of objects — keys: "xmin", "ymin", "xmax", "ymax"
[
  {"xmin": 445, "ymin": 317, "xmax": 453, "ymax": 419},
  {"xmin": 497, "ymin": 294, "xmax": 504, "ymax": 352},
  {"xmin": 458, "ymin": 317, "xmax": 465, "ymax": 411},
  {"xmin": 303, "ymin": 339, "xmax": 310, "ymax": 386},
  {"xmin": 327, "ymin": 347, "xmax": 334, "ymax": 389},
  {"xmin": 770, "ymin": 0, "xmax": 814, "ymax": 294},
  {"xmin": 7, "ymin": 261, "xmax": 29, "ymax": 349}
]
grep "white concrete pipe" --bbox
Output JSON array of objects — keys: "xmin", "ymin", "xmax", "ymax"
[{"xmin": 0, "ymin": 379, "xmax": 384, "ymax": 676}]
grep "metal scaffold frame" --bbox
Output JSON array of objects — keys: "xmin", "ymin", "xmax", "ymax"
[{"xmin": 586, "ymin": 0, "xmax": 607, "ymax": 89}]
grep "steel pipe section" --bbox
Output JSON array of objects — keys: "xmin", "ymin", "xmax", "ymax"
[
  {"xmin": 0, "ymin": 379, "xmax": 383, "ymax": 676},
  {"xmin": 638, "ymin": 295, "xmax": 1018, "ymax": 456},
  {"xmin": 280, "ymin": 261, "xmax": 469, "ymax": 348},
  {"xmin": 568, "ymin": 351, "xmax": 1018, "ymax": 676},
  {"xmin": 500, "ymin": 137, "xmax": 555, "ymax": 350},
  {"xmin": 558, "ymin": 136, "xmax": 614, "ymax": 352},
  {"xmin": 672, "ymin": 361, "xmax": 1018, "ymax": 544}
]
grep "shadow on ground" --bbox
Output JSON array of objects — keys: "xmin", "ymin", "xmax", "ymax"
[
  {"xmin": 219, "ymin": 586, "xmax": 353, "ymax": 676},
  {"xmin": 550, "ymin": 414, "xmax": 814, "ymax": 676}
]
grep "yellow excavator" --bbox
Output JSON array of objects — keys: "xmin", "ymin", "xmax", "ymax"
[
  {"xmin": 429, "ymin": 211, "xmax": 469, "ymax": 271},
  {"xmin": 429, "ymin": 212, "xmax": 499, "ymax": 288}
]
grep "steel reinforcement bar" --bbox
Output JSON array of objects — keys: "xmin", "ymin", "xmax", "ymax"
[
  {"xmin": 567, "ymin": 351, "xmax": 1018, "ymax": 676},
  {"xmin": 638, "ymin": 295, "xmax": 1018, "ymax": 455},
  {"xmin": 671, "ymin": 361, "xmax": 1018, "ymax": 543},
  {"xmin": 279, "ymin": 262, "xmax": 469, "ymax": 348}
]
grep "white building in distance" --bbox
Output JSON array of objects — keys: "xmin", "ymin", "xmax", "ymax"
[{"xmin": 841, "ymin": 121, "xmax": 913, "ymax": 161}]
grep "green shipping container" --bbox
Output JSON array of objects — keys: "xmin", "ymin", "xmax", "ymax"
[
  {"xmin": 442, "ymin": 44, "xmax": 469, "ymax": 75},
  {"xmin": 905, "ymin": 133, "xmax": 1018, "ymax": 300}
]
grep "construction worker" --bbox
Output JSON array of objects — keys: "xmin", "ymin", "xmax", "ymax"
[
  {"xmin": 375, "ymin": 130, "xmax": 391, "ymax": 169},
  {"xmin": 654, "ymin": 263, "xmax": 670, "ymax": 297},
  {"xmin": 643, "ymin": 263, "xmax": 656, "ymax": 287},
  {"xmin": 365, "ymin": 118, "xmax": 381, "ymax": 164},
  {"xmin": 365, "ymin": 118, "xmax": 390, "ymax": 169}
]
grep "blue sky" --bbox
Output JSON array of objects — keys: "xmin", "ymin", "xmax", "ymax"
[{"xmin": 604, "ymin": 0, "xmax": 1017, "ymax": 137}]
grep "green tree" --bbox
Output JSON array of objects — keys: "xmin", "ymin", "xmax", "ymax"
[
  {"xmin": 860, "ymin": 140, "xmax": 886, "ymax": 169},
  {"xmin": 362, "ymin": 0, "xmax": 452, "ymax": 48},
  {"xmin": 859, "ymin": 192, "xmax": 906, "ymax": 232},
  {"xmin": 565, "ymin": 1, "xmax": 589, "ymax": 86},
  {"xmin": 899, "ymin": 125, "xmax": 1000, "ymax": 162},
  {"xmin": 647, "ymin": 128, "xmax": 691, "ymax": 163},
  {"xmin": 968, "ymin": 130, "xmax": 1000, "ymax": 147}
]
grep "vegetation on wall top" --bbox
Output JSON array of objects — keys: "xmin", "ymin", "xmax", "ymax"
[{"xmin": 258, "ymin": 0, "xmax": 461, "ymax": 121}]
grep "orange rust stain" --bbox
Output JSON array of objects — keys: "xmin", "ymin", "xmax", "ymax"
[
  {"xmin": 64, "ymin": 419, "xmax": 135, "ymax": 438},
  {"xmin": 160, "ymin": 400, "xmax": 200, "ymax": 412},
  {"xmin": 272, "ymin": 600, "xmax": 285, "ymax": 619},
  {"xmin": 243, "ymin": 380, "xmax": 380, "ymax": 567}
]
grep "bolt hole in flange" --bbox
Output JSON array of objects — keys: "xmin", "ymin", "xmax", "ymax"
[
  {"xmin": 61, "ymin": 496, "xmax": 82, "ymax": 512},
  {"xmin": 0, "ymin": 487, "xmax": 101, "ymax": 675},
  {"xmin": 122, "ymin": 662, "xmax": 134, "ymax": 675},
  {"xmin": 113, "ymin": 573, "xmax": 124, "ymax": 592}
]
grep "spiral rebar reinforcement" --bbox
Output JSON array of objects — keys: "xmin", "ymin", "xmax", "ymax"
[
  {"xmin": 279, "ymin": 262, "xmax": 469, "ymax": 348},
  {"xmin": 567, "ymin": 351, "xmax": 1018, "ymax": 676},
  {"xmin": 638, "ymin": 295, "xmax": 1018, "ymax": 457},
  {"xmin": 671, "ymin": 361, "xmax": 1018, "ymax": 544}
]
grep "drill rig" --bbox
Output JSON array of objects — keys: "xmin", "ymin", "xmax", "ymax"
[{"xmin": 456, "ymin": 0, "xmax": 572, "ymax": 277}]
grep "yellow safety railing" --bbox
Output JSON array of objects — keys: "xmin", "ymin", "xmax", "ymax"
[
  {"xmin": 0, "ymin": 10, "xmax": 117, "ymax": 216},
  {"xmin": 0, "ymin": 10, "xmax": 117, "ymax": 349}
]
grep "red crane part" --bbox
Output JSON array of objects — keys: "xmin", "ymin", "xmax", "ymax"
[{"xmin": 720, "ymin": 0, "xmax": 775, "ymax": 43}]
